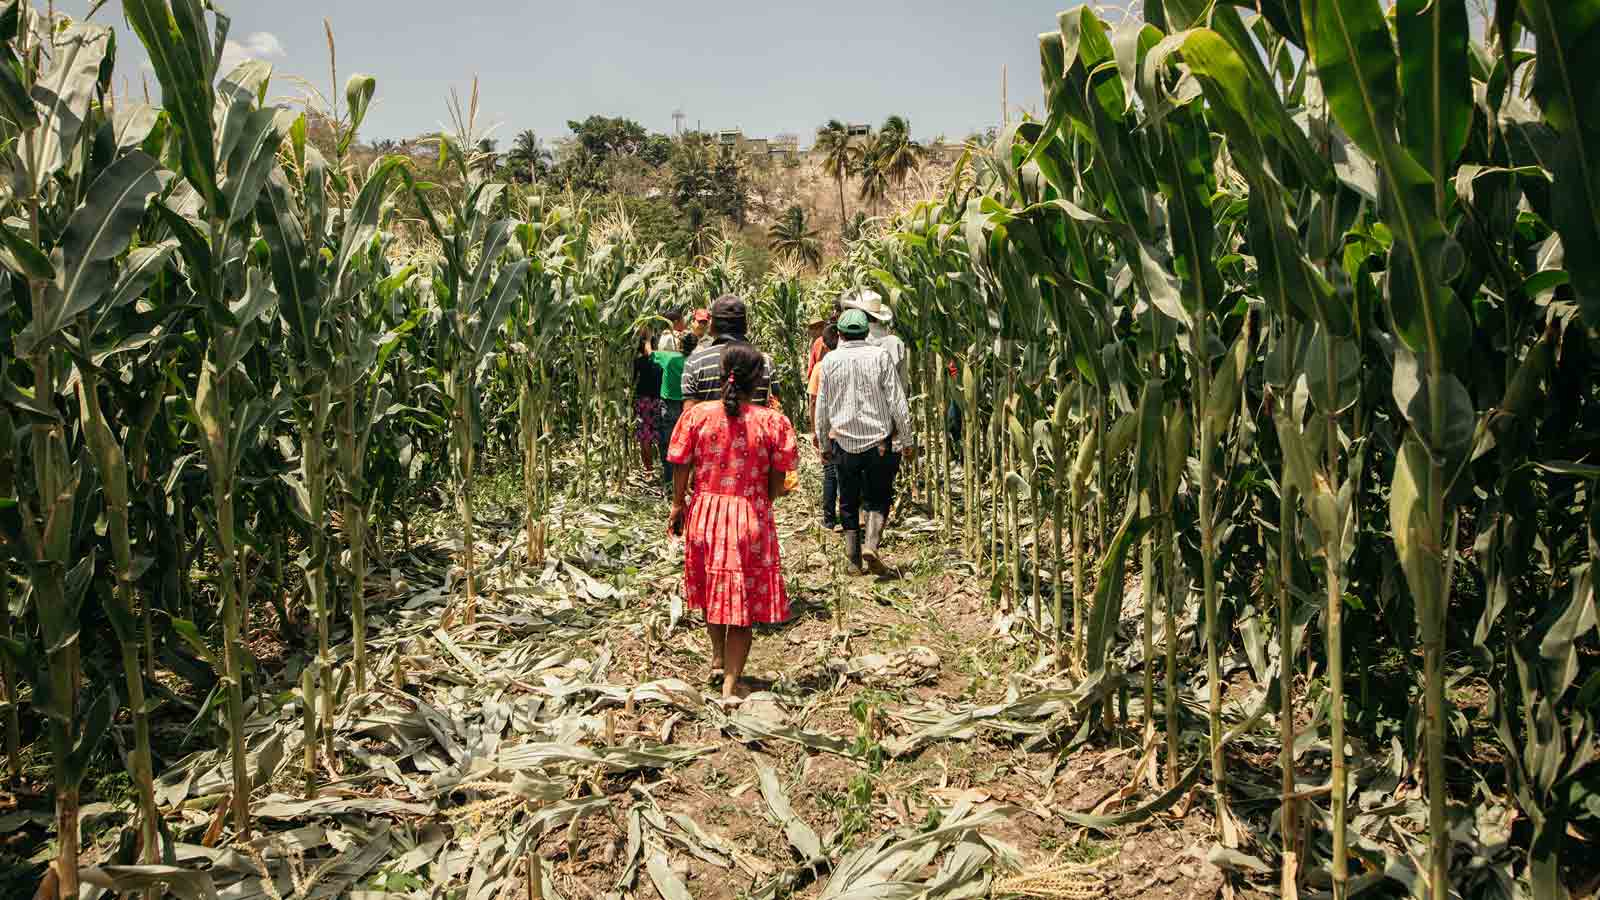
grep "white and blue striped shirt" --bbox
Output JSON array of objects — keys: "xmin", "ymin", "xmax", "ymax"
[{"xmin": 813, "ymin": 339, "xmax": 915, "ymax": 454}]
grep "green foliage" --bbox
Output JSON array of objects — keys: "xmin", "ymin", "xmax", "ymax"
[
  {"xmin": 552, "ymin": 114, "xmax": 674, "ymax": 194},
  {"xmin": 670, "ymin": 132, "xmax": 751, "ymax": 228},
  {"xmin": 838, "ymin": 4, "xmax": 1600, "ymax": 897},
  {"xmin": 769, "ymin": 205, "xmax": 824, "ymax": 269}
]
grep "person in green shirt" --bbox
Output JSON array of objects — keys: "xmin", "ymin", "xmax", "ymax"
[{"xmin": 652, "ymin": 333, "xmax": 697, "ymax": 489}]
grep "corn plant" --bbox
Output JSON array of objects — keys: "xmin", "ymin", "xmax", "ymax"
[
  {"xmin": 1, "ymin": 12, "xmax": 132, "ymax": 889},
  {"xmin": 847, "ymin": 4, "xmax": 1600, "ymax": 897},
  {"xmin": 125, "ymin": 0, "xmax": 291, "ymax": 839},
  {"xmin": 410, "ymin": 120, "xmax": 530, "ymax": 621},
  {"xmin": 509, "ymin": 200, "xmax": 575, "ymax": 563}
]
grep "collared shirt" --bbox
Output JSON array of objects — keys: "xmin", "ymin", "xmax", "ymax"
[
  {"xmin": 681, "ymin": 335, "xmax": 773, "ymax": 403},
  {"xmin": 814, "ymin": 338, "xmax": 914, "ymax": 454},
  {"xmin": 867, "ymin": 323, "xmax": 908, "ymax": 385},
  {"xmin": 652, "ymin": 350, "xmax": 686, "ymax": 401}
]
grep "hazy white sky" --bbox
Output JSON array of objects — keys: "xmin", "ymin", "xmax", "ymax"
[{"xmin": 80, "ymin": 1, "xmax": 1121, "ymax": 147}]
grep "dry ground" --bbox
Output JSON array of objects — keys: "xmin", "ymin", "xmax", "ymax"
[{"xmin": 2, "ymin": 451, "xmax": 1283, "ymax": 900}]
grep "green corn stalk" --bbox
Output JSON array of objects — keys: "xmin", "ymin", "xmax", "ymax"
[
  {"xmin": 1299, "ymin": 0, "xmax": 1476, "ymax": 890},
  {"xmin": 77, "ymin": 316, "xmax": 169, "ymax": 873},
  {"xmin": 1162, "ymin": 403, "xmax": 1189, "ymax": 786},
  {"xmin": 259, "ymin": 141, "xmax": 334, "ymax": 769},
  {"xmin": 126, "ymin": 0, "xmax": 290, "ymax": 839},
  {"xmin": 0, "ymin": 409, "xmax": 17, "ymax": 779},
  {"xmin": 1070, "ymin": 399, "xmax": 1095, "ymax": 670},
  {"xmin": 1050, "ymin": 390, "xmax": 1070, "ymax": 662},
  {"xmin": 409, "ymin": 126, "xmax": 530, "ymax": 623},
  {"xmin": 962, "ymin": 354, "xmax": 978, "ymax": 560},
  {"xmin": 4, "ymin": 11, "xmax": 161, "ymax": 886},
  {"xmin": 329, "ymin": 177, "xmax": 407, "ymax": 692}
]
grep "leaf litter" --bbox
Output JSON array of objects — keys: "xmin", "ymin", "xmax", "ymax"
[
  {"xmin": 79, "ymin": 473, "xmax": 1451, "ymax": 899},
  {"xmin": 77, "ymin": 483, "xmax": 1082, "ymax": 899}
]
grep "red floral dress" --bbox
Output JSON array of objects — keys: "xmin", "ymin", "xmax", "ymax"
[{"xmin": 666, "ymin": 402, "xmax": 798, "ymax": 626}]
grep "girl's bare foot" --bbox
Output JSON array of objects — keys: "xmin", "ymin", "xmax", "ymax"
[{"xmin": 721, "ymin": 676, "xmax": 751, "ymax": 701}]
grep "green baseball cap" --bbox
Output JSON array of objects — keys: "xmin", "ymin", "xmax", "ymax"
[{"xmin": 838, "ymin": 308, "xmax": 870, "ymax": 336}]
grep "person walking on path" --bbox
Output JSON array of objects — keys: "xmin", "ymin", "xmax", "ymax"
[
  {"xmin": 666, "ymin": 343, "xmax": 799, "ymax": 701},
  {"xmin": 633, "ymin": 330, "xmax": 664, "ymax": 477},
  {"xmin": 813, "ymin": 309, "xmax": 915, "ymax": 575},
  {"xmin": 809, "ymin": 323, "xmax": 842, "ymax": 530},
  {"xmin": 657, "ymin": 306, "xmax": 687, "ymax": 353},
  {"xmin": 842, "ymin": 289, "xmax": 911, "ymax": 520},
  {"xmin": 804, "ymin": 312, "xmax": 829, "ymax": 378},
  {"xmin": 681, "ymin": 295, "xmax": 775, "ymax": 408},
  {"xmin": 866, "ymin": 299, "xmax": 909, "ymax": 519},
  {"xmin": 845, "ymin": 290, "xmax": 908, "ymax": 382},
  {"xmin": 806, "ymin": 300, "xmax": 843, "ymax": 379},
  {"xmin": 652, "ymin": 333, "xmax": 695, "ymax": 488}
]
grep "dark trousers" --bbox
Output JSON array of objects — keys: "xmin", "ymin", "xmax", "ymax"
[
  {"xmin": 884, "ymin": 449, "xmax": 902, "ymax": 517},
  {"xmin": 821, "ymin": 461, "xmax": 839, "ymax": 526},
  {"xmin": 657, "ymin": 400, "xmax": 683, "ymax": 487},
  {"xmin": 833, "ymin": 440, "xmax": 894, "ymax": 532},
  {"xmin": 947, "ymin": 401, "xmax": 963, "ymax": 460}
]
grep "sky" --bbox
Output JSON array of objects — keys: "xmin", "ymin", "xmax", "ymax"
[{"xmin": 78, "ymin": 1, "xmax": 1123, "ymax": 149}]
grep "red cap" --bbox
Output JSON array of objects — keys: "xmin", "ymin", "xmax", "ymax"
[{"xmin": 692, "ymin": 308, "xmax": 711, "ymax": 322}]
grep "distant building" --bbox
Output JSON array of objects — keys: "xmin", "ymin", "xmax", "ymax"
[
  {"xmin": 925, "ymin": 140, "xmax": 963, "ymax": 164},
  {"xmin": 695, "ymin": 125, "xmax": 963, "ymax": 166},
  {"xmin": 710, "ymin": 128, "xmax": 801, "ymax": 162}
]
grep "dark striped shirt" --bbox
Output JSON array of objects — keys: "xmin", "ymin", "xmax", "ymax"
[{"xmin": 680, "ymin": 336, "xmax": 774, "ymax": 403}]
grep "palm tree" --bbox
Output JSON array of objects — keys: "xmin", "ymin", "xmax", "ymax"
[
  {"xmin": 768, "ymin": 204, "xmax": 823, "ymax": 268},
  {"xmin": 506, "ymin": 129, "xmax": 551, "ymax": 183},
  {"xmin": 471, "ymin": 137, "xmax": 500, "ymax": 178},
  {"xmin": 875, "ymin": 114, "xmax": 925, "ymax": 188},
  {"xmin": 856, "ymin": 141, "xmax": 891, "ymax": 216},
  {"xmin": 816, "ymin": 119, "xmax": 858, "ymax": 235}
]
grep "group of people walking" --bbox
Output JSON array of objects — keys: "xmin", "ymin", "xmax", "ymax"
[
  {"xmin": 628, "ymin": 290, "xmax": 913, "ymax": 701},
  {"xmin": 633, "ymin": 306, "xmax": 706, "ymax": 487}
]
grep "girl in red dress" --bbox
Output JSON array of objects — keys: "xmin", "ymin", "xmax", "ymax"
[{"xmin": 666, "ymin": 343, "xmax": 798, "ymax": 700}]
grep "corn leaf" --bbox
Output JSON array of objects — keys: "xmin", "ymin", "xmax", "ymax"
[{"xmin": 20, "ymin": 151, "xmax": 162, "ymax": 355}]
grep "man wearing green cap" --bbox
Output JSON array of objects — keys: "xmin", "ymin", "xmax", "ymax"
[{"xmin": 813, "ymin": 308, "xmax": 916, "ymax": 575}]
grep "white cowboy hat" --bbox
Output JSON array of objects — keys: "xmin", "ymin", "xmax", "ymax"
[{"xmin": 842, "ymin": 289, "xmax": 893, "ymax": 322}]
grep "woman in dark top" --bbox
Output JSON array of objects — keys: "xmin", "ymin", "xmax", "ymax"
[{"xmin": 634, "ymin": 330, "xmax": 664, "ymax": 476}]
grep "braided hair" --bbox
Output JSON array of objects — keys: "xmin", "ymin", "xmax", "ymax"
[{"xmin": 720, "ymin": 342, "xmax": 764, "ymax": 418}]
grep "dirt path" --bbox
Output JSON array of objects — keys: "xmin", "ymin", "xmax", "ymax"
[{"xmin": 105, "ymin": 456, "xmax": 1246, "ymax": 900}]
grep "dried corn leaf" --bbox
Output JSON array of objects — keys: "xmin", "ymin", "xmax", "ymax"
[
  {"xmin": 80, "ymin": 865, "xmax": 219, "ymax": 900},
  {"xmin": 646, "ymin": 850, "xmax": 694, "ymax": 900},
  {"xmin": 757, "ymin": 761, "xmax": 825, "ymax": 863},
  {"xmin": 822, "ymin": 802, "xmax": 1017, "ymax": 898},
  {"xmin": 252, "ymin": 795, "xmax": 431, "ymax": 819}
]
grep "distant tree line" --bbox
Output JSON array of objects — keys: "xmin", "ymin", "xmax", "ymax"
[{"xmin": 367, "ymin": 111, "xmax": 949, "ymax": 270}]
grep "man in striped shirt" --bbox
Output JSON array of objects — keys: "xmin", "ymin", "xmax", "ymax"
[
  {"xmin": 681, "ymin": 295, "xmax": 774, "ymax": 406},
  {"xmin": 814, "ymin": 309, "xmax": 916, "ymax": 575}
]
